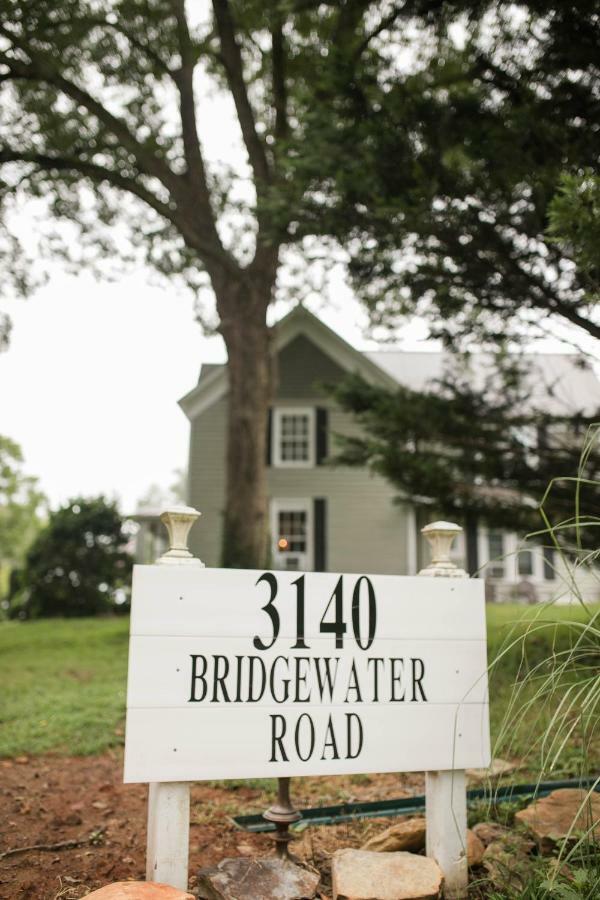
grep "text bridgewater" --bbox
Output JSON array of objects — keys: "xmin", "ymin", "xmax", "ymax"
[{"xmin": 188, "ymin": 652, "xmax": 428, "ymax": 763}]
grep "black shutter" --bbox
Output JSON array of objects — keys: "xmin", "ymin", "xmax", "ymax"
[
  {"xmin": 313, "ymin": 498, "xmax": 327, "ymax": 571},
  {"xmin": 316, "ymin": 407, "xmax": 328, "ymax": 465},
  {"xmin": 465, "ymin": 512, "xmax": 479, "ymax": 576},
  {"xmin": 266, "ymin": 407, "xmax": 273, "ymax": 466}
]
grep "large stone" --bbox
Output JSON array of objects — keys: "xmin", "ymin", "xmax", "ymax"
[
  {"xmin": 471, "ymin": 821, "xmax": 510, "ymax": 848},
  {"xmin": 514, "ymin": 788, "xmax": 600, "ymax": 855},
  {"xmin": 466, "ymin": 758, "xmax": 516, "ymax": 783},
  {"xmin": 85, "ymin": 885, "xmax": 194, "ymax": 900},
  {"xmin": 466, "ymin": 830, "xmax": 485, "ymax": 867},
  {"xmin": 332, "ymin": 848, "xmax": 443, "ymax": 900},
  {"xmin": 196, "ymin": 857, "xmax": 319, "ymax": 900},
  {"xmin": 482, "ymin": 832, "xmax": 535, "ymax": 891},
  {"xmin": 361, "ymin": 819, "xmax": 426, "ymax": 854},
  {"xmin": 361, "ymin": 818, "xmax": 483, "ymax": 867}
]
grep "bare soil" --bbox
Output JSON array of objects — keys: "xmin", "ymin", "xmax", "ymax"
[{"xmin": 0, "ymin": 752, "xmax": 425, "ymax": 900}]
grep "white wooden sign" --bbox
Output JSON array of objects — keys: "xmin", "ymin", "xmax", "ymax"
[{"xmin": 124, "ymin": 565, "xmax": 490, "ymax": 783}]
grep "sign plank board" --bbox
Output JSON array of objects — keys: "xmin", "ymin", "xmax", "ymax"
[{"xmin": 124, "ymin": 566, "xmax": 490, "ymax": 783}]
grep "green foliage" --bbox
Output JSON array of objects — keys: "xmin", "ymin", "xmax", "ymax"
[
  {"xmin": 478, "ymin": 853, "xmax": 600, "ymax": 900},
  {"xmin": 288, "ymin": 4, "xmax": 600, "ymax": 346},
  {"xmin": 328, "ymin": 372, "xmax": 600, "ymax": 535},
  {"xmin": 10, "ymin": 496, "xmax": 132, "ymax": 618},
  {"xmin": 548, "ymin": 171, "xmax": 600, "ymax": 305},
  {"xmin": 0, "ymin": 435, "xmax": 45, "ymax": 600}
]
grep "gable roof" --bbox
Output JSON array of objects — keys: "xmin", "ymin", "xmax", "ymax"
[
  {"xmin": 365, "ymin": 349, "xmax": 600, "ymax": 416},
  {"xmin": 179, "ymin": 305, "xmax": 600, "ymax": 420},
  {"xmin": 178, "ymin": 305, "xmax": 397, "ymax": 420}
]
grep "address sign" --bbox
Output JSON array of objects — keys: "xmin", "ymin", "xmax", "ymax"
[{"xmin": 124, "ymin": 565, "xmax": 490, "ymax": 783}]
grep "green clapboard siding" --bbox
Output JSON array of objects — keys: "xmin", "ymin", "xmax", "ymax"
[
  {"xmin": 276, "ymin": 335, "xmax": 347, "ymax": 398},
  {"xmin": 187, "ymin": 339, "xmax": 411, "ymax": 573}
]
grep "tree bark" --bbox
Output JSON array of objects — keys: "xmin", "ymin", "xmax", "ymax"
[{"xmin": 218, "ymin": 276, "xmax": 274, "ymax": 568}]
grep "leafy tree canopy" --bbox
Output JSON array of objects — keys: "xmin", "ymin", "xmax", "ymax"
[
  {"xmin": 1, "ymin": 1, "xmax": 597, "ymax": 566},
  {"xmin": 0, "ymin": 434, "xmax": 45, "ymax": 576},
  {"xmin": 10, "ymin": 495, "xmax": 132, "ymax": 618},
  {"xmin": 287, "ymin": 2, "xmax": 600, "ymax": 347}
]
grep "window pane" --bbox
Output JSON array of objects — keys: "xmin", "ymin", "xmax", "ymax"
[
  {"xmin": 518, "ymin": 549, "xmax": 533, "ymax": 576},
  {"xmin": 279, "ymin": 414, "xmax": 310, "ymax": 462},
  {"xmin": 543, "ymin": 546, "xmax": 556, "ymax": 580},
  {"xmin": 487, "ymin": 530, "xmax": 505, "ymax": 579},
  {"xmin": 277, "ymin": 510, "xmax": 307, "ymax": 553}
]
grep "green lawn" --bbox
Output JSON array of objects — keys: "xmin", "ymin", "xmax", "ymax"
[
  {"xmin": 1, "ymin": 604, "xmax": 597, "ymax": 765},
  {"xmin": 1, "ymin": 616, "xmax": 129, "ymax": 756}
]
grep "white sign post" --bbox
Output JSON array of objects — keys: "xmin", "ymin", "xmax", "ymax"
[
  {"xmin": 420, "ymin": 521, "xmax": 471, "ymax": 898},
  {"xmin": 126, "ymin": 510, "xmax": 489, "ymax": 896}
]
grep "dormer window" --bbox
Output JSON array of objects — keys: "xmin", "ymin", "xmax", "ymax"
[{"xmin": 273, "ymin": 407, "xmax": 315, "ymax": 467}]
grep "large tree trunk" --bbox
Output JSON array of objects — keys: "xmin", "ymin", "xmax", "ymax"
[{"xmin": 217, "ymin": 275, "xmax": 274, "ymax": 568}]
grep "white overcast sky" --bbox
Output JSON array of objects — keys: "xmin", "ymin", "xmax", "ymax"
[
  {"xmin": 0, "ymin": 265, "xmax": 398, "ymax": 512},
  {"xmin": 0, "ymin": 15, "xmax": 596, "ymax": 514}
]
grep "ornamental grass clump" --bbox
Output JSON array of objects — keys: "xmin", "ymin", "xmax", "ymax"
[{"xmin": 481, "ymin": 425, "xmax": 600, "ymax": 897}]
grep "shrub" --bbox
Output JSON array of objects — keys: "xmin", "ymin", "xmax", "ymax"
[{"xmin": 9, "ymin": 496, "xmax": 132, "ymax": 618}]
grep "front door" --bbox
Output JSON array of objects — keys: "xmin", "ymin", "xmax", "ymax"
[{"xmin": 271, "ymin": 499, "xmax": 312, "ymax": 571}]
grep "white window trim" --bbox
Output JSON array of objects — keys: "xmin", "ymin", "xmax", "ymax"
[
  {"xmin": 272, "ymin": 407, "xmax": 316, "ymax": 468},
  {"xmin": 270, "ymin": 498, "xmax": 314, "ymax": 570},
  {"xmin": 479, "ymin": 527, "xmax": 557, "ymax": 583}
]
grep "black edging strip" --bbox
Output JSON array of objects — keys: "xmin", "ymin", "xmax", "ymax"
[{"xmin": 232, "ymin": 777, "xmax": 600, "ymax": 833}]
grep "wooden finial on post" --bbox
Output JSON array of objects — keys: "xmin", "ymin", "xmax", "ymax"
[
  {"xmin": 420, "ymin": 520, "xmax": 469, "ymax": 898},
  {"xmin": 146, "ymin": 506, "xmax": 202, "ymax": 891}
]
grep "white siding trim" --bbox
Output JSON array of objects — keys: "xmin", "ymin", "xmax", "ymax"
[{"xmin": 406, "ymin": 505, "xmax": 418, "ymax": 575}]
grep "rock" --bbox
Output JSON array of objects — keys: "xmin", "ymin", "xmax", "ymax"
[
  {"xmin": 514, "ymin": 788, "xmax": 600, "ymax": 855},
  {"xmin": 361, "ymin": 819, "xmax": 426, "ymax": 853},
  {"xmin": 331, "ymin": 849, "xmax": 442, "ymax": 900},
  {"xmin": 466, "ymin": 758, "xmax": 516, "ymax": 782},
  {"xmin": 85, "ymin": 884, "xmax": 194, "ymax": 900},
  {"xmin": 471, "ymin": 821, "xmax": 510, "ymax": 848},
  {"xmin": 196, "ymin": 857, "xmax": 319, "ymax": 900},
  {"xmin": 482, "ymin": 833, "xmax": 535, "ymax": 891},
  {"xmin": 466, "ymin": 830, "xmax": 485, "ymax": 867},
  {"xmin": 361, "ymin": 817, "xmax": 482, "ymax": 867}
]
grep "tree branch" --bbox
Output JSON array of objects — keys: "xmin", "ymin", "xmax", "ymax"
[
  {"xmin": 0, "ymin": 34, "xmax": 180, "ymax": 196},
  {"xmin": 41, "ymin": 14, "xmax": 171, "ymax": 75},
  {"xmin": 0, "ymin": 26, "xmax": 235, "ymax": 273},
  {"xmin": 354, "ymin": 6, "xmax": 402, "ymax": 60},
  {"xmin": 0, "ymin": 149, "xmax": 174, "ymax": 218},
  {"xmin": 171, "ymin": 1, "xmax": 215, "ymax": 205},
  {"xmin": 0, "ymin": 148, "xmax": 232, "ymax": 269},
  {"xmin": 271, "ymin": 17, "xmax": 288, "ymax": 141},
  {"xmin": 211, "ymin": 0, "xmax": 271, "ymax": 188}
]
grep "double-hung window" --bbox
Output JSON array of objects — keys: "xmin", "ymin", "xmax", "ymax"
[{"xmin": 273, "ymin": 408, "xmax": 315, "ymax": 468}]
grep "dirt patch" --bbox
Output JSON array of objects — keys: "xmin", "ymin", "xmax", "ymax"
[{"xmin": 0, "ymin": 753, "xmax": 424, "ymax": 900}]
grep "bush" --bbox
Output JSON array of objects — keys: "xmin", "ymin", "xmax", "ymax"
[{"xmin": 9, "ymin": 496, "xmax": 132, "ymax": 618}]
